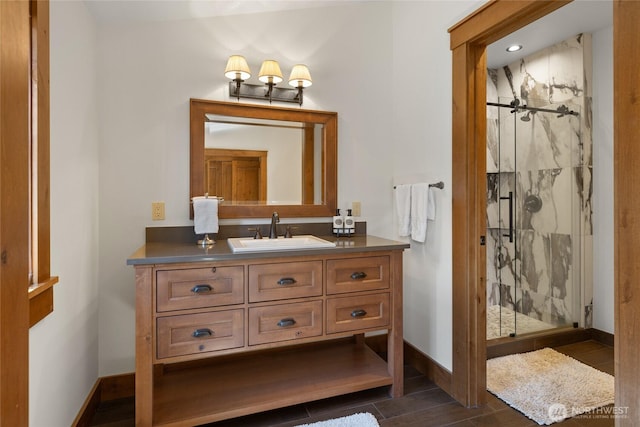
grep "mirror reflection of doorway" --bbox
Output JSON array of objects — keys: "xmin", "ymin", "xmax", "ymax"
[{"xmin": 204, "ymin": 148, "xmax": 267, "ymax": 204}]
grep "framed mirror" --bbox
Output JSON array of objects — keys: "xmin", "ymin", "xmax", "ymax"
[{"xmin": 190, "ymin": 99, "xmax": 337, "ymax": 218}]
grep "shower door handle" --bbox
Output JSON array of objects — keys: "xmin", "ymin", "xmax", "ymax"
[{"xmin": 500, "ymin": 191, "xmax": 514, "ymax": 243}]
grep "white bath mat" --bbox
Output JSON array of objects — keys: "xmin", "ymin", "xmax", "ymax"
[
  {"xmin": 295, "ymin": 412, "xmax": 379, "ymax": 427},
  {"xmin": 487, "ymin": 347, "xmax": 614, "ymax": 425}
]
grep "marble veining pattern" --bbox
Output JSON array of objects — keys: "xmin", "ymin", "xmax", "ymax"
[{"xmin": 486, "ymin": 34, "xmax": 593, "ymax": 337}]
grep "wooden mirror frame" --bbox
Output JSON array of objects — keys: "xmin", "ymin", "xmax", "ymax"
[{"xmin": 190, "ymin": 99, "xmax": 337, "ymax": 219}]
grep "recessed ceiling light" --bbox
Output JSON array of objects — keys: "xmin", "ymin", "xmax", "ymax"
[{"xmin": 506, "ymin": 44, "xmax": 523, "ymax": 53}]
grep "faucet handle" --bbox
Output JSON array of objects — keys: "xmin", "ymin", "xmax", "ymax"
[
  {"xmin": 249, "ymin": 227, "xmax": 263, "ymax": 239},
  {"xmin": 284, "ymin": 225, "xmax": 299, "ymax": 238}
]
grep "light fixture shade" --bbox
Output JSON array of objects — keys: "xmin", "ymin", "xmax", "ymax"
[
  {"xmin": 224, "ymin": 55, "xmax": 251, "ymax": 80},
  {"xmin": 288, "ymin": 64, "xmax": 312, "ymax": 88},
  {"xmin": 258, "ymin": 60, "xmax": 283, "ymax": 84}
]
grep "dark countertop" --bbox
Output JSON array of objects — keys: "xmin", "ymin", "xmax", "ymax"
[{"xmin": 127, "ymin": 234, "xmax": 410, "ymax": 266}]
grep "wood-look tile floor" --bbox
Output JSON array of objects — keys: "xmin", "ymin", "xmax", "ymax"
[{"xmin": 89, "ymin": 340, "xmax": 614, "ymax": 427}]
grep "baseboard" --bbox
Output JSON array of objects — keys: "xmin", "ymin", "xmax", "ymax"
[
  {"xmin": 72, "ymin": 373, "xmax": 135, "ymax": 427},
  {"xmin": 403, "ymin": 341, "xmax": 453, "ymax": 396},
  {"xmin": 364, "ymin": 334, "xmax": 452, "ymax": 395},
  {"xmin": 588, "ymin": 328, "xmax": 614, "ymax": 346},
  {"xmin": 71, "ymin": 379, "xmax": 102, "ymax": 427}
]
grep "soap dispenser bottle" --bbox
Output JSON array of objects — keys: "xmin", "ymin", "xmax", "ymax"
[
  {"xmin": 344, "ymin": 209, "xmax": 355, "ymax": 236},
  {"xmin": 332, "ymin": 209, "xmax": 343, "ymax": 235}
]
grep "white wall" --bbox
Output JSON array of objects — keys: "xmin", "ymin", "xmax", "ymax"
[
  {"xmin": 591, "ymin": 25, "xmax": 614, "ymax": 334},
  {"xmin": 390, "ymin": 0, "xmax": 481, "ymax": 370},
  {"xmin": 29, "ymin": 1, "xmax": 101, "ymax": 426}
]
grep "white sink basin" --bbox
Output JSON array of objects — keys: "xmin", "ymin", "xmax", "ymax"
[{"xmin": 227, "ymin": 235, "xmax": 336, "ymax": 253}]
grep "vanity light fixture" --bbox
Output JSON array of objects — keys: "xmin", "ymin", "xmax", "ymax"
[
  {"xmin": 506, "ymin": 44, "xmax": 523, "ymax": 52},
  {"xmin": 258, "ymin": 59, "xmax": 284, "ymax": 104},
  {"xmin": 224, "ymin": 55, "xmax": 252, "ymax": 101},
  {"xmin": 224, "ymin": 55, "xmax": 312, "ymax": 106},
  {"xmin": 288, "ymin": 64, "xmax": 313, "ymax": 106}
]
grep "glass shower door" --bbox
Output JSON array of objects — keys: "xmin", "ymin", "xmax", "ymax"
[
  {"xmin": 488, "ymin": 97, "xmax": 582, "ymax": 339},
  {"xmin": 496, "ymin": 98, "xmax": 518, "ymax": 338}
]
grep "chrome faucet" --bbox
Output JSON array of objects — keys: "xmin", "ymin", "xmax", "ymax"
[{"xmin": 269, "ymin": 212, "xmax": 280, "ymax": 239}]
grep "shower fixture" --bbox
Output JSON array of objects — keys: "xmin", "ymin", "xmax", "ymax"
[
  {"xmin": 521, "ymin": 111, "xmax": 531, "ymax": 122},
  {"xmin": 524, "ymin": 194, "xmax": 542, "ymax": 213},
  {"xmin": 509, "ymin": 98, "xmax": 520, "ymax": 114},
  {"xmin": 556, "ymin": 104, "xmax": 572, "ymax": 117}
]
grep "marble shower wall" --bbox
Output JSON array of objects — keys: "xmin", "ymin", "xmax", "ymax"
[{"xmin": 486, "ymin": 34, "xmax": 593, "ymax": 331}]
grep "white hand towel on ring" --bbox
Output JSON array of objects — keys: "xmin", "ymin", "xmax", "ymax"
[{"xmin": 192, "ymin": 196, "xmax": 219, "ymax": 235}]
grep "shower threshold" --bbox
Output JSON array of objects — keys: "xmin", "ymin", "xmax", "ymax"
[
  {"xmin": 487, "ymin": 305, "xmax": 559, "ymax": 340},
  {"xmin": 487, "ymin": 326, "xmax": 590, "ymax": 359}
]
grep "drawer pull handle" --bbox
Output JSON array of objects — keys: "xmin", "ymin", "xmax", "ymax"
[
  {"xmin": 277, "ymin": 318, "xmax": 296, "ymax": 327},
  {"xmin": 350, "ymin": 272, "xmax": 367, "ymax": 280},
  {"xmin": 277, "ymin": 277, "xmax": 297, "ymax": 286},
  {"xmin": 351, "ymin": 309, "xmax": 367, "ymax": 318},
  {"xmin": 192, "ymin": 328, "xmax": 214, "ymax": 338},
  {"xmin": 191, "ymin": 284, "xmax": 213, "ymax": 294}
]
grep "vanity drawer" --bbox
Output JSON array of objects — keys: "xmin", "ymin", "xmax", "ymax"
[
  {"xmin": 156, "ymin": 266, "xmax": 244, "ymax": 312},
  {"xmin": 326, "ymin": 256, "xmax": 389, "ymax": 295},
  {"xmin": 248, "ymin": 261, "xmax": 323, "ymax": 302},
  {"xmin": 249, "ymin": 300, "xmax": 323, "ymax": 345},
  {"xmin": 156, "ymin": 309, "xmax": 244, "ymax": 359},
  {"xmin": 326, "ymin": 293, "xmax": 390, "ymax": 334}
]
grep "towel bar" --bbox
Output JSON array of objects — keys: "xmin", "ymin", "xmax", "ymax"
[{"xmin": 393, "ymin": 181, "xmax": 444, "ymax": 190}]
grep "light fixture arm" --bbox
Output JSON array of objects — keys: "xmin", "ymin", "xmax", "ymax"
[
  {"xmin": 264, "ymin": 77, "xmax": 275, "ymax": 104},
  {"xmin": 295, "ymin": 85, "xmax": 304, "ymax": 106},
  {"xmin": 233, "ymin": 73, "xmax": 244, "ymax": 101}
]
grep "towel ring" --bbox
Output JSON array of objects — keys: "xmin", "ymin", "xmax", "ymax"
[
  {"xmin": 191, "ymin": 193, "xmax": 225, "ymax": 203},
  {"xmin": 192, "ymin": 193, "xmax": 222, "ymax": 247}
]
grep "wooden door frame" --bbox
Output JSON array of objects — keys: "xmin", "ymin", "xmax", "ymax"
[
  {"xmin": 449, "ymin": 0, "xmax": 639, "ymax": 418},
  {"xmin": 0, "ymin": 1, "xmax": 31, "ymax": 425}
]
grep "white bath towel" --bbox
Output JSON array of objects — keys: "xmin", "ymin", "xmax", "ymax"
[
  {"xmin": 394, "ymin": 184, "xmax": 412, "ymax": 236},
  {"xmin": 427, "ymin": 186, "xmax": 436, "ymax": 221},
  {"xmin": 410, "ymin": 183, "xmax": 436, "ymax": 243},
  {"xmin": 192, "ymin": 196, "xmax": 219, "ymax": 235}
]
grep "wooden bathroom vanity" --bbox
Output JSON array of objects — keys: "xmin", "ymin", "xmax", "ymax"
[{"xmin": 128, "ymin": 235, "xmax": 408, "ymax": 426}]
